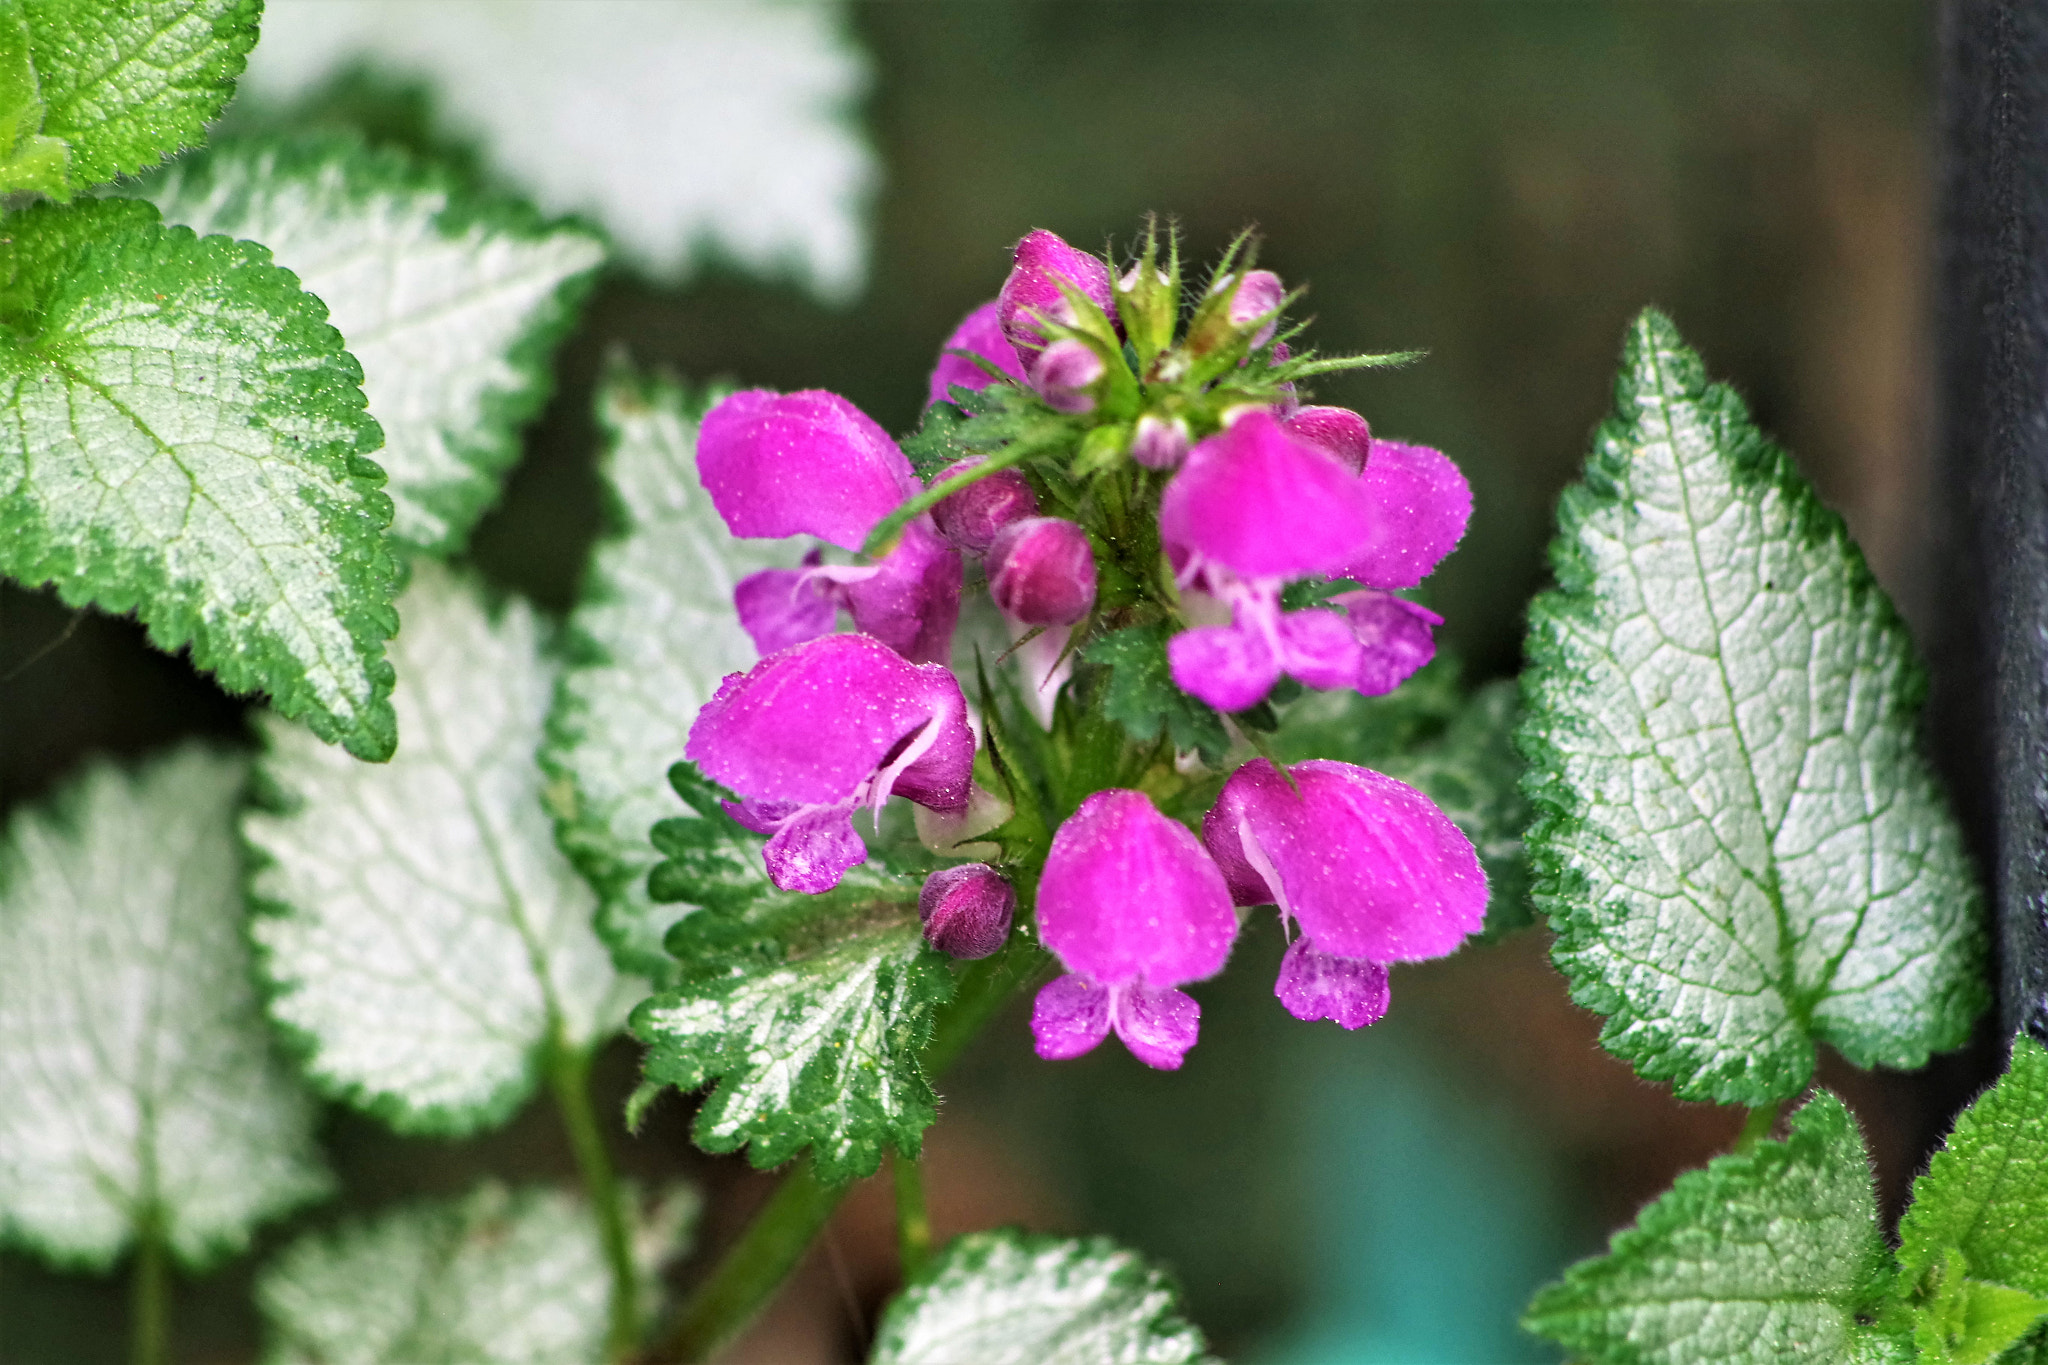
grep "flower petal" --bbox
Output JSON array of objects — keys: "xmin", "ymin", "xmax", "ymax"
[
  {"xmin": 1274, "ymin": 938, "xmax": 1390, "ymax": 1029},
  {"xmin": 1281, "ymin": 405, "xmax": 1372, "ymax": 474},
  {"xmin": 927, "ymin": 298, "xmax": 1025, "ymax": 406},
  {"xmin": 1338, "ymin": 590, "xmax": 1441, "ymax": 696},
  {"xmin": 1031, "ymin": 973, "xmax": 1113, "ymax": 1060},
  {"xmin": 1112, "ymin": 982, "xmax": 1202, "ymax": 1069},
  {"xmin": 1037, "ymin": 789, "xmax": 1238, "ymax": 989},
  {"xmin": 761, "ymin": 804, "xmax": 868, "ymax": 893},
  {"xmin": 1342, "ymin": 440, "xmax": 1472, "ymax": 589},
  {"xmin": 734, "ymin": 565, "xmax": 838, "ymax": 657},
  {"xmin": 1158, "ymin": 411, "xmax": 1377, "ymax": 579},
  {"xmin": 840, "ymin": 518, "xmax": 963, "ymax": 664},
  {"xmin": 697, "ymin": 388, "xmax": 919, "ymax": 551},
  {"xmin": 1277, "ymin": 608, "xmax": 1364, "ymax": 691},
  {"xmin": 1168, "ymin": 622, "xmax": 1281, "ymax": 713}
]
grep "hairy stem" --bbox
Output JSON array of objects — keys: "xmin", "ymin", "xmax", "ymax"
[
  {"xmin": 129, "ymin": 1212, "xmax": 169, "ymax": 1365},
  {"xmin": 1734, "ymin": 1101, "xmax": 1783, "ymax": 1154},
  {"xmin": 647, "ymin": 941, "xmax": 1047, "ymax": 1363},
  {"xmin": 893, "ymin": 1152, "xmax": 932, "ymax": 1282},
  {"xmin": 548, "ymin": 1034, "xmax": 639, "ymax": 1362}
]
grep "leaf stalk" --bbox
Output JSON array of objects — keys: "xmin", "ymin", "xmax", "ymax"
[{"xmin": 548, "ymin": 1033, "xmax": 640, "ymax": 1362}]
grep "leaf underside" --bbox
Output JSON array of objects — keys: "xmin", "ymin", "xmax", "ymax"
[
  {"xmin": 0, "ymin": 745, "xmax": 330, "ymax": 1270},
  {"xmin": 244, "ymin": 562, "xmax": 622, "ymax": 1136},
  {"xmin": 869, "ymin": 1229, "xmax": 1216, "ymax": 1365},
  {"xmin": 141, "ymin": 132, "xmax": 606, "ymax": 555},
  {"xmin": 632, "ymin": 766, "xmax": 953, "ymax": 1184},
  {"xmin": 0, "ymin": 196, "xmax": 401, "ymax": 759},
  {"xmin": 1518, "ymin": 309, "xmax": 1987, "ymax": 1104},
  {"xmin": 1524, "ymin": 1093, "xmax": 1891, "ymax": 1365},
  {"xmin": 541, "ymin": 362, "xmax": 791, "ymax": 982}
]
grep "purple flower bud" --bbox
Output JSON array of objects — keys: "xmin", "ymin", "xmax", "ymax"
[
  {"xmin": 919, "ymin": 863, "xmax": 1016, "ymax": 959},
  {"xmin": 986, "ymin": 517, "xmax": 1097, "ymax": 627},
  {"xmin": 1336, "ymin": 590, "xmax": 1440, "ymax": 696},
  {"xmin": 1203, "ymin": 759, "xmax": 1484, "ymax": 963},
  {"xmin": 1159, "ymin": 411, "xmax": 1379, "ymax": 581},
  {"xmin": 1226, "ymin": 268, "xmax": 1285, "ymax": 346},
  {"xmin": 686, "ymin": 634, "xmax": 975, "ymax": 893},
  {"xmin": 698, "ymin": 389, "xmax": 918, "ymax": 551},
  {"xmin": 1130, "ymin": 413, "xmax": 1192, "ymax": 470},
  {"xmin": 997, "ymin": 229, "xmax": 1116, "ymax": 358},
  {"xmin": 1031, "ymin": 790, "xmax": 1238, "ymax": 1069},
  {"xmin": 929, "ymin": 458, "xmax": 1039, "ymax": 554},
  {"xmin": 1340, "ymin": 440, "xmax": 1473, "ymax": 589},
  {"xmin": 1281, "ymin": 406, "xmax": 1371, "ymax": 475},
  {"xmin": 1028, "ymin": 338, "xmax": 1106, "ymax": 414},
  {"xmin": 927, "ymin": 298, "xmax": 1026, "ymax": 407}
]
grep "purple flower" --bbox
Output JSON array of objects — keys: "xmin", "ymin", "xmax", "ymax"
[
  {"xmin": 997, "ymin": 229, "xmax": 1116, "ymax": 358},
  {"xmin": 1032, "ymin": 790, "xmax": 1238, "ymax": 1070},
  {"xmin": 1281, "ymin": 405, "xmax": 1371, "ymax": 474},
  {"xmin": 686, "ymin": 634, "xmax": 976, "ymax": 893},
  {"xmin": 929, "ymin": 457, "xmax": 1039, "ymax": 555},
  {"xmin": 1225, "ymin": 268, "xmax": 1285, "ymax": 346},
  {"xmin": 986, "ymin": 517, "xmax": 1097, "ymax": 627},
  {"xmin": 1202, "ymin": 759, "xmax": 1485, "ymax": 1027},
  {"xmin": 1157, "ymin": 411, "xmax": 1469, "ymax": 710},
  {"xmin": 919, "ymin": 863, "xmax": 1016, "ymax": 960},
  {"xmin": 702, "ymin": 388, "xmax": 963, "ymax": 665},
  {"xmin": 1028, "ymin": 338, "xmax": 1107, "ymax": 414},
  {"xmin": 927, "ymin": 299, "xmax": 1026, "ymax": 407},
  {"xmin": 1337, "ymin": 589, "xmax": 1441, "ymax": 696}
]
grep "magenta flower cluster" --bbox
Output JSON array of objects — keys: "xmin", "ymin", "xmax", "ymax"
[{"xmin": 681, "ymin": 226, "xmax": 1486, "ymax": 1070}]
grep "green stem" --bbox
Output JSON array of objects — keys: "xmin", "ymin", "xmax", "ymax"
[
  {"xmin": 129, "ymin": 1212, "xmax": 168, "ymax": 1365},
  {"xmin": 646, "ymin": 941, "xmax": 1047, "ymax": 1363},
  {"xmin": 548, "ymin": 1034, "xmax": 639, "ymax": 1362},
  {"xmin": 892, "ymin": 1152, "xmax": 931, "ymax": 1282},
  {"xmin": 862, "ymin": 431, "xmax": 1061, "ymax": 557},
  {"xmin": 1734, "ymin": 1102, "xmax": 1783, "ymax": 1154}
]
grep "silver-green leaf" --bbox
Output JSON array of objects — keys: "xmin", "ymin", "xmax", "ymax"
[
  {"xmin": 869, "ymin": 1230, "xmax": 1216, "ymax": 1365},
  {"xmin": 141, "ymin": 134, "xmax": 606, "ymax": 555},
  {"xmin": 542, "ymin": 363, "xmax": 789, "ymax": 982},
  {"xmin": 0, "ymin": 744, "xmax": 330, "ymax": 1270},
  {"xmin": 245, "ymin": 562, "xmax": 625, "ymax": 1135},
  {"xmin": 259, "ymin": 1181, "xmax": 697, "ymax": 1365},
  {"xmin": 1518, "ymin": 309, "xmax": 1987, "ymax": 1105}
]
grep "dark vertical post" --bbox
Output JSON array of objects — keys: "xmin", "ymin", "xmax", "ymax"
[{"xmin": 1934, "ymin": 1, "xmax": 2048, "ymax": 1039}]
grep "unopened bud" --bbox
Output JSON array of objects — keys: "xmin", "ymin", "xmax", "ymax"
[
  {"xmin": 929, "ymin": 458, "xmax": 1039, "ymax": 554},
  {"xmin": 1281, "ymin": 405, "xmax": 1371, "ymax": 474},
  {"xmin": 1029, "ymin": 339, "xmax": 1106, "ymax": 414},
  {"xmin": 1226, "ymin": 269, "xmax": 1286, "ymax": 346},
  {"xmin": 986, "ymin": 517, "xmax": 1097, "ymax": 626},
  {"xmin": 998, "ymin": 229, "xmax": 1117, "ymax": 357},
  {"xmin": 919, "ymin": 863, "xmax": 1016, "ymax": 959},
  {"xmin": 1131, "ymin": 413, "xmax": 1193, "ymax": 470}
]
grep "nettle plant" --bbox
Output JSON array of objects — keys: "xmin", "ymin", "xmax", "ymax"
[{"xmin": 2, "ymin": 5, "xmax": 2047, "ymax": 1365}]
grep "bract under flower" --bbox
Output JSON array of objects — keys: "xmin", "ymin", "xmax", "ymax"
[
  {"xmin": 927, "ymin": 298, "xmax": 1026, "ymax": 406},
  {"xmin": 1031, "ymin": 789, "xmax": 1237, "ymax": 1070},
  {"xmin": 698, "ymin": 388, "xmax": 919, "ymax": 551},
  {"xmin": 686, "ymin": 634, "xmax": 975, "ymax": 893}
]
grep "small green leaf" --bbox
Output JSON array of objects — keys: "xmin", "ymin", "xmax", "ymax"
[
  {"xmin": 1895, "ymin": 1039, "xmax": 2048, "ymax": 1362},
  {"xmin": 868, "ymin": 1229, "xmax": 1216, "ymax": 1365},
  {"xmin": 0, "ymin": 197, "xmax": 400, "ymax": 759},
  {"xmin": 19, "ymin": 0, "xmax": 259, "ymax": 194},
  {"xmin": 140, "ymin": 133, "xmax": 606, "ymax": 555},
  {"xmin": 632, "ymin": 766, "xmax": 953, "ymax": 1184},
  {"xmin": 244, "ymin": 563, "xmax": 625, "ymax": 1136},
  {"xmin": 1519, "ymin": 309, "xmax": 1987, "ymax": 1104},
  {"xmin": 900, "ymin": 385, "xmax": 1042, "ymax": 482},
  {"xmin": 258, "ymin": 1181, "xmax": 697, "ymax": 1365},
  {"xmin": 1380, "ymin": 679, "xmax": 1533, "ymax": 938},
  {"xmin": 541, "ymin": 363, "xmax": 791, "ymax": 982},
  {"xmin": 0, "ymin": 745, "xmax": 330, "ymax": 1270},
  {"xmin": 1081, "ymin": 623, "xmax": 1230, "ymax": 765},
  {"xmin": 1524, "ymin": 1092, "xmax": 1893, "ymax": 1365}
]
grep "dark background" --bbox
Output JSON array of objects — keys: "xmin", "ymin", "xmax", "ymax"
[{"xmin": 0, "ymin": 4, "xmax": 1973, "ymax": 1362}]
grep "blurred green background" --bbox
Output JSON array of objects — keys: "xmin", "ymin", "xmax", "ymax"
[{"xmin": 0, "ymin": 3, "xmax": 1969, "ymax": 1362}]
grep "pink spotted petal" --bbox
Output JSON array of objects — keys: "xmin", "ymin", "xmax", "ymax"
[
  {"xmin": 761, "ymin": 804, "xmax": 867, "ymax": 893},
  {"xmin": 1342, "ymin": 440, "xmax": 1473, "ymax": 589},
  {"xmin": 697, "ymin": 389, "xmax": 918, "ymax": 551},
  {"xmin": 840, "ymin": 518, "xmax": 963, "ymax": 665},
  {"xmin": 1037, "ymin": 790, "xmax": 1238, "ymax": 989},
  {"xmin": 927, "ymin": 299, "xmax": 1026, "ymax": 406},
  {"xmin": 1112, "ymin": 982, "xmax": 1202, "ymax": 1070},
  {"xmin": 1032, "ymin": 973, "xmax": 1113, "ymax": 1060},
  {"xmin": 1275, "ymin": 938, "xmax": 1390, "ymax": 1029},
  {"xmin": 734, "ymin": 566, "xmax": 837, "ymax": 657},
  {"xmin": 1158, "ymin": 412, "xmax": 1378, "ymax": 580},
  {"xmin": 1277, "ymin": 609, "xmax": 1364, "ymax": 691},
  {"xmin": 1338, "ymin": 590, "xmax": 1441, "ymax": 696},
  {"xmin": 1168, "ymin": 623, "xmax": 1281, "ymax": 713}
]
